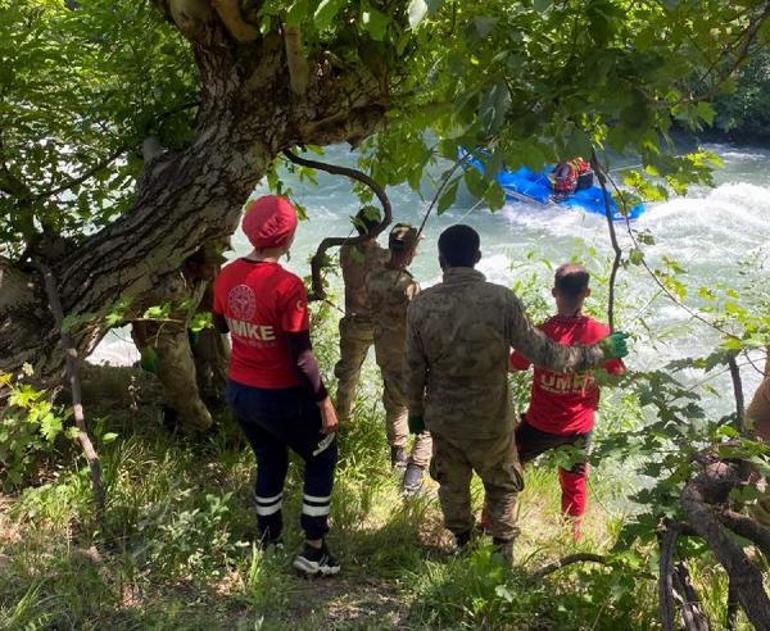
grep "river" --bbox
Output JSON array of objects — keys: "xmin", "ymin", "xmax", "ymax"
[{"xmin": 91, "ymin": 143, "xmax": 770, "ymax": 418}]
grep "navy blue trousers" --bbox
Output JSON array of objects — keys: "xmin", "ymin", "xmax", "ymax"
[{"xmin": 226, "ymin": 381, "xmax": 337, "ymax": 541}]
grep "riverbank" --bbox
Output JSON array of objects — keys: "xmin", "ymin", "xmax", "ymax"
[
  {"xmin": 0, "ymin": 362, "xmax": 658, "ymax": 629},
  {"xmin": 0, "ymin": 350, "xmax": 748, "ymax": 629}
]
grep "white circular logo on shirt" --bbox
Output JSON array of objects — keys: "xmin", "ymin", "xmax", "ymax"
[{"xmin": 228, "ymin": 284, "xmax": 256, "ymax": 320}]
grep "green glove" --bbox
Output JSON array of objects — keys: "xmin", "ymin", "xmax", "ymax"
[
  {"xmin": 408, "ymin": 415, "xmax": 426, "ymax": 434},
  {"xmin": 139, "ymin": 346, "xmax": 160, "ymax": 374},
  {"xmin": 599, "ymin": 332, "xmax": 630, "ymax": 359}
]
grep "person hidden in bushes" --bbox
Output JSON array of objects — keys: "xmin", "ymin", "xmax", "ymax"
[
  {"xmin": 405, "ymin": 225, "xmax": 630, "ymax": 564},
  {"xmin": 510, "ymin": 263, "xmax": 625, "ymax": 540},
  {"xmin": 213, "ymin": 195, "xmax": 341, "ymax": 577},
  {"xmin": 366, "ymin": 224, "xmax": 432, "ymax": 495}
]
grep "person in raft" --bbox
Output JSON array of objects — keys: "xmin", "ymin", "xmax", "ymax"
[
  {"xmin": 213, "ymin": 195, "xmax": 340, "ymax": 577},
  {"xmin": 510, "ymin": 263, "xmax": 625, "ymax": 540}
]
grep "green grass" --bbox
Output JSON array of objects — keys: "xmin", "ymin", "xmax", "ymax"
[{"xmin": 0, "ymin": 361, "xmax": 751, "ymax": 630}]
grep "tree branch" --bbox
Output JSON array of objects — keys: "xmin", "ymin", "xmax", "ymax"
[
  {"xmin": 591, "ymin": 151, "xmax": 622, "ymax": 331},
  {"xmin": 33, "ymin": 146, "xmax": 127, "ymax": 202},
  {"xmin": 671, "ymin": 562, "xmax": 709, "ymax": 631},
  {"xmin": 658, "ymin": 521, "xmax": 705, "ymax": 631},
  {"xmin": 695, "ymin": 1, "xmax": 770, "ymax": 102},
  {"xmin": 530, "ymin": 553, "xmax": 610, "ymax": 581},
  {"xmin": 33, "ymin": 260, "xmax": 106, "ymax": 525},
  {"xmin": 211, "ymin": 0, "xmax": 259, "ymax": 42},
  {"xmin": 727, "ymin": 355, "xmax": 745, "ymax": 431},
  {"xmin": 166, "ymin": 0, "xmax": 216, "ymax": 44},
  {"xmin": 682, "ymin": 461, "xmax": 770, "ymax": 628},
  {"xmin": 283, "ymin": 23, "xmax": 309, "ymax": 96},
  {"xmin": 719, "ymin": 508, "xmax": 770, "ymax": 559},
  {"xmin": 283, "ymin": 150, "xmax": 392, "ymax": 300}
]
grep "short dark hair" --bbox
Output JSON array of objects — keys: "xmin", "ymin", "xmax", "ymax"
[
  {"xmin": 438, "ymin": 224, "xmax": 480, "ymax": 268},
  {"xmin": 554, "ymin": 263, "xmax": 590, "ymax": 298}
]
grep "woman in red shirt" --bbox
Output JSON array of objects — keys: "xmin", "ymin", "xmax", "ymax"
[{"xmin": 213, "ymin": 195, "xmax": 340, "ymax": 576}]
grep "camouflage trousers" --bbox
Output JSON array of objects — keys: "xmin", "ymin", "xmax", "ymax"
[
  {"xmin": 334, "ymin": 316, "xmax": 374, "ymax": 422},
  {"xmin": 382, "ymin": 368, "xmax": 432, "ymax": 468},
  {"xmin": 132, "ymin": 322, "xmax": 213, "ymax": 432},
  {"xmin": 191, "ymin": 326, "xmax": 230, "ymax": 402},
  {"xmin": 430, "ymin": 431, "xmax": 524, "ymax": 541}
]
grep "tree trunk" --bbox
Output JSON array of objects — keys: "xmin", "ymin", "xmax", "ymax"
[{"xmin": 0, "ymin": 6, "xmax": 385, "ymax": 382}]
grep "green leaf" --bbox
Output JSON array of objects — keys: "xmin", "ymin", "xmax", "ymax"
[
  {"xmin": 696, "ymin": 101, "xmax": 716, "ymax": 126},
  {"xmin": 314, "ymin": 0, "xmax": 347, "ymax": 30},
  {"xmin": 102, "ymin": 432, "xmax": 119, "ymax": 443},
  {"xmin": 484, "ymin": 182, "xmax": 506, "ymax": 211},
  {"xmin": 629, "ymin": 248, "xmax": 645, "ymax": 266},
  {"xmin": 361, "ymin": 3, "xmax": 389, "ymax": 41},
  {"xmin": 437, "ymin": 179, "xmax": 459, "ymax": 214},
  {"xmin": 464, "ymin": 168, "xmax": 487, "ymax": 198}
]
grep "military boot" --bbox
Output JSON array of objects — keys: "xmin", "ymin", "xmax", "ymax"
[
  {"xmin": 402, "ymin": 463, "xmax": 424, "ymax": 496},
  {"xmin": 492, "ymin": 537, "xmax": 514, "ymax": 565},
  {"xmin": 390, "ymin": 445, "xmax": 408, "ymax": 470}
]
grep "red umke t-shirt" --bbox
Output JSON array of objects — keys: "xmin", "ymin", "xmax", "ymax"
[
  {"xmin": 213, "ymin": 259, "xmax": 309, "ymax": 389},
  {"xmin": 510, "ymin": 315, "xmax": 624, "ymax": 435}
]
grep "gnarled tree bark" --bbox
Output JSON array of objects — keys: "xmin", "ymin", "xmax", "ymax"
[{"xmin": 0, "ymin": 1, "xmax": 387, "ymax": 382}]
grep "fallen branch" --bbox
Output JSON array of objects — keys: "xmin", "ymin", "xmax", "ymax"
[
  {"xmin": 658, "ymin": 521, "xmax": 705, "ymax": 631},
  {"xmin": 34, "ymin": 261, "xmax": 106, "ymax": 524},
  {"xmin": 672, "ymin": 561, "xmax": 710, "ymax": 631},
  {"xmin": 283, "ymin": 150, "xmax": 392, "ymax": 300},
  {"xmin": 682, "ymin": 461, "xmax": 770, "ymax": 628},
  {"xmin": 530, "ymin": 552, "xmax": 610, "ymax": 581}
]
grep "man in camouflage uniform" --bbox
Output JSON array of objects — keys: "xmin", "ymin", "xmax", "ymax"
[
  {"xmin": 334, "ymin": 208, "xmax": 389, "ymax": 423},
  {"xmin": 132, "ymin": 243, "xmax": 228, "ymax": 433},
  {"xmin": 405, "ymin": 224, "xmax": 629, "ymax": 561},
  {"xmin": 367, "ymin": 224, "xmax": 432, "ymax": 494}
]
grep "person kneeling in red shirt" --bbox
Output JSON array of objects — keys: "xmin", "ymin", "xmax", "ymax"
[
  {"xmin": 510, "ymin": 263, "xmax": 624, "ymax": 540},
  {"xmin": 213, "ymin": 195, "xmax": 340, "ymax": 576}
]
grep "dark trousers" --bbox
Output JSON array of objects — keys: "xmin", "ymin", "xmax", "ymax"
[
  {"xmin": 515, "ymin": 419, "xmax": 592, "ymax": 518},
  {"xmin": 226, "ymin": 381, "xmax": 337, "ymax": 541}
]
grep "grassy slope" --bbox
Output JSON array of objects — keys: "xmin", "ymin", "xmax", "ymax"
[
  {"xmin": 0, "ymin": 337, "xmax": 752, "ymax": 630},
  {"xmin": 1, "ymin": 365, "xmax": 662, "ymax": 631}
]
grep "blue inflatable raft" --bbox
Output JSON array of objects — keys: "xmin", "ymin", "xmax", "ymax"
[{"xmin": 465, "ymin": 154, "xmax": 646, "ymax": 221}]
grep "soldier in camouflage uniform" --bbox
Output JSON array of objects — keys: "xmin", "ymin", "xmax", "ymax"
[
  {"xmin": 405, "ymin": 225, "xmax": 629, "ymax": 561},
  {"xmin": 132, "ymin": 243, "xmax": 228, "ymax": 433},
  {"xmin": 367, "ymin": 224, "xmax": 433, "ymax": 494},
  {"xmin": 334, "ymin": 208, "xmax": 388, "ymax": 423}
]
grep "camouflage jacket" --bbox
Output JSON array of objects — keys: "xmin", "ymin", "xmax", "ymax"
[
  {"xmin": 366, "ymin": 266, "xmax": 420, "ymax": 372},
  {"xmin": 340, "ymin": 240, "xmax": 388, "ymax": 319},
  {"xmin": 405, "ymin": 267, "xmax": 606, "ymax": 440}
]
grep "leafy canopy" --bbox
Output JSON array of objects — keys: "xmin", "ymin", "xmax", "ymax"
[
  {"xmin": 0, "ymin": 0, "xmax": 196, "ymax": 256},
  {"xmin": 2, "ymin": 0, "xmax": 770, "ymax": 253}
]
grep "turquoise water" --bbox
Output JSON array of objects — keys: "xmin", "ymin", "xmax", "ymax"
[{"xmin": 93, "ymin": 144, "xmax": 770, "ymax": 417}]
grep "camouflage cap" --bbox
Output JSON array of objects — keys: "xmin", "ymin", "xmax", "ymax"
[{"xmin": 388, "ymin": 223, "xmax": 419, "ymax": 252}]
